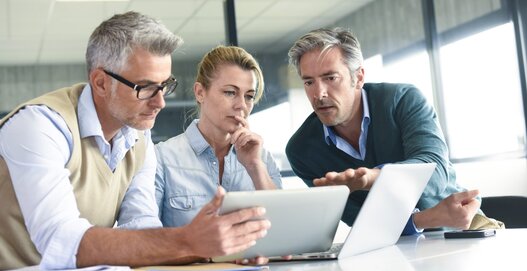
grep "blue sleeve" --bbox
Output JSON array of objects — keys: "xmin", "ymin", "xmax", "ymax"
[
  {"xmin": 263, "ymin": 148, "xmax": 283, "ymax": 189},
  {"xmin": 401, "ymin": 209, "xmax": 424, "ymax": 236}
]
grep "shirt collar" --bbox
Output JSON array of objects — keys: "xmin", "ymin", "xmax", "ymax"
[
  {"xmin": 186, "ymin": 119, "xmax": 236, "ymax": 156},
  {"xmin": 185, "ymin": 119, "xmax": 212, "ymax": 155},
  {"xmin": 324, "ymin": 88, "xmax": 370, "ymax": 145},
  {"xmin": 78, "ymin": 84, "xmax": 138, "ymax": 145}
]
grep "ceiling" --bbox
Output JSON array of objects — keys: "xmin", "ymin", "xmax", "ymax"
[{"xmin": 0, "ymin": 0, "xmax": 373, "ymax": 65}]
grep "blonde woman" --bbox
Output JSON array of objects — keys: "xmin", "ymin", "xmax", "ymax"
[{"xmin": 155, "ymin": 45, "xmax": 282, "ymax": 228}]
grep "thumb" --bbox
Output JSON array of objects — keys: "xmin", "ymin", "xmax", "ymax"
[
  {"xmin": 460, "ymin": 189, "xmax": 480, "ymax": 204},
  {"xmin": 203, "ymin": 186, "xmax": 226, "ymax": 215},
  {"xmin": 464, "ymin": 189, "xmax": 480, "ymax": 199}
]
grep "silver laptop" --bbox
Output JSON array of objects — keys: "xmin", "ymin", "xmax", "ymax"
[
  {"xmin": 292, "ymin": 163, "xmax": 436, "ymax": 260},
  {"xmin": 212, "ymin": 185, "xmax": 350, "ymax": 262}
]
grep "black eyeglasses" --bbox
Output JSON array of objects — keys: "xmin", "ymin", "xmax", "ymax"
[{"xmin": 103, "ymin": 69, "xmax": 178, "ymax": 100}]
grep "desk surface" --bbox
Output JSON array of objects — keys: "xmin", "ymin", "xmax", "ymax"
[
  {"xmin": 16, "ymin": 229, "xmax": 525, "ymax": 270},
  {"xmin": 267, "ymin": 228, "xmax": 526, "ymax": 270}
]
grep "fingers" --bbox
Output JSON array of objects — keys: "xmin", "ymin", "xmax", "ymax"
[
  {"xmin": 231, "ymin": 129, "xmax": 262, "ymax": 149},
  {"xmin": 313, "ymin": 173, "xmax": 333, "ymax": 186},
  {"xmin": 198, "ymin": 187, "xmax": 225, "ymax": 216},
  {"xmin": 222, "ymin": 206, "xmax": 267, "ymax": 225},
  {"xmin": 450, "ymin": 189, "xmax": 480, "ymax": 204},
  {"xmin": 251, "ymin": 256, "xmax": 269, "ymax": 265},
  {"xmin": 230, "ymin": 116, "xmax": 250, "ymax": 145},
  {"xmin": 233, "ymin": 218, "xmax": 271, "ymax": 238},
  {"xmin": 218, "ymin": 220, "xmax": 269, "ymax": 255},
  {"xmin": 355, "ymin": 167, "xmax": 369, "ymax": 176},
  {"xmin": 235, "ymin": 132, "xmax": 262, "ymax": 149},
  {"xmin": 328, "ymin": 169, "xmax": 366, "ymax": 184},
  {"xmin": 314, "ymin": 169, "xmax": 369, "ymax": 191},
  {"xmin": 461, "ymin": 189, "xmax": 480, "ymax": 199},
  {"xmin": 313, "ymin": 170, "xmax": 353, "ymax": 187},
  {"xmin": 326, "ymin": 171, "xmax": 339, "ymax": 180},
  {"xmin": 313, "ymin": 177, "xmax": 326, "ymax": 186},
  {"xmin": 235, "ymin": 256, "xmax": 269, "ymax": 265},
  {"xmin": 462, "ymin": 189, "xmax": 480, "ymax": 204},
  {"xmin": 282, "ymin": 255, "xmax": 293, "ymax": 261},
  {"xmin": 230, "ymin": 116, "xmax": 263, "ymax": 149},
  {"xmin": 233, "ymin": 115, "xmax": 249, "ymax": 128},
  {"xmin": 443, "ymin": 190, "xmax": 481, "ymax": 229}
]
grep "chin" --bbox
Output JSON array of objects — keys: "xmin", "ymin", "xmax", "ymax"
[
  {"xmin": 324, "ymin": 119, "xmax": 343, "ymax": 127},
  {"xmin": 225, "ymin": 124, "xmax": 242, "ymax": 134},
  {"xmin": 316, "ymin": 116, "xmax": 336, "ymax": 126},
  {"xmin": 128, "ymin": 120, "xmax": 154, "ymax": 131}
]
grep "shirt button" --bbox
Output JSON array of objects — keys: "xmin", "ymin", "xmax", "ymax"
[{"xmin": 212, "ymin": 161, "xmax": 217, "ymax": 165}]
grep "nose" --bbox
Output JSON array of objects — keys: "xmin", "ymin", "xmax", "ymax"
[
  {"xmin": 312, "ymin": 80, "xmax": 328, "ymax": 100},
  {"xmin": 149, "ymin": 90, "xmax": 166, "ymax": 109},
  {"xmin": 233, "ymin": 94, "xmax": 248, "ymax": 113}
]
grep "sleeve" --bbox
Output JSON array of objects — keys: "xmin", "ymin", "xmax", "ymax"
[
  {"xmin": 116, "ymin": 130, "xmax": 163, "ymax": 229},
  {"xmin": 401, "ymin": 209, "xmax": 424, "ymax": 236},
  {"xmin": 262, "ymin": 148, "xmax": 283, "ymax": 189},
  {"xmin": 394, "ymin": 87, "xmax": 464, "ymax": 209},
  {"xmin": 154, "ymin": 144, "xmax": 166, "ymax": 221},
  {"xmin": 0, "ymin": 106, "xmax": 92, "ymax": 270}
]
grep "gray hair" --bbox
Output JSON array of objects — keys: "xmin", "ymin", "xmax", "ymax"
[
  {"xmin": 288, "ymin": 27, "xmax": 363, "ymax": 76},
  {"xmin": 86, "ymin": 11, "xmax": 183, "ymax": 74}
]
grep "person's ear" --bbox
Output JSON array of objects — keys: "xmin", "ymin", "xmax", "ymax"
[
  {"xmin": 90, "ymin": 69, "xmax": 110, "ymax": 98},
  {"xmin": 355, "ymin": 67, "xmax": 365, "ymax": 89},
  {"xmin": 194, "ymin": 82, "xmax": 205, "ymax": 104}
]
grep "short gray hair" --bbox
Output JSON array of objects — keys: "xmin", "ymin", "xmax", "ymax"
[
  {"xmin": 86, "ymin": 11, "xmax": 183, "ymax": 74},
  {"xmin": 288, "ymin": 27, "xmax": 363, "ymax": 76}
]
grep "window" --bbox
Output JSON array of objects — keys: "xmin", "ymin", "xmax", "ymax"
[
  {"xmin": 364, "ymin": 51, "xmax": 434, "ymax": 104},
  {"xmin": 440, "ymin": 22, "xmax": 526, "ymax": 159}
]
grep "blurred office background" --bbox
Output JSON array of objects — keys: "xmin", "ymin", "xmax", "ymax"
[{"xmin": 1, "ymin": 0, "xmax": 527, "ymax": 197}]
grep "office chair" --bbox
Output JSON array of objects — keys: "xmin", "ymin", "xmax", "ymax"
[{"xmin": 481, "ymin": 196, "xmax": 527, "ymax": 228}]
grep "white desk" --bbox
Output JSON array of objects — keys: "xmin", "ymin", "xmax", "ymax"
[
  {"xmin": 15, "ymin": 229, "xmax": 525, "ymax": 270},
  {"xmin": 267, "ymin": 229, "xmax": 527, "ymax": 270}
]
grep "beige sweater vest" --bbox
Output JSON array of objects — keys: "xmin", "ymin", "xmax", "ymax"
[{"xmin": 0, "ymin": 84, "xmax": 146, "ymax": 269}]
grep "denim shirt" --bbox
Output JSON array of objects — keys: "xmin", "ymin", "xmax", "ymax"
[{"xmin": 154, "ymin": 119, "xmax": 282, "ymax": 227}]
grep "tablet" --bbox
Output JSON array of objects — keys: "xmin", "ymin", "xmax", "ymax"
[{"xmin": 212, "ymin": 185, "xmax": 349, "ymax": 261}]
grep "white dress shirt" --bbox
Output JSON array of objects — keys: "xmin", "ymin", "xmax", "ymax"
[{"xmin": 0, "ymin": 85, "xmax": 162, "ymax": 269}]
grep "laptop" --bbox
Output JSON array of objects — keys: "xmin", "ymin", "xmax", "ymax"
[
  {"xmin": 213, "ymin": 163, "xmax": 436, "ymax": 262},
  {"xmin": 290, "ymin": 162, "xmax": 436, "ymax": 260},
  {"xmin": 212, "ymin": 185, "xmax": 350, "ymax": 262}
]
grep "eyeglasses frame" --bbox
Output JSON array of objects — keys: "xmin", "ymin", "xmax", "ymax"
[{"xmin": 103, "ymin": 69, "xmax": 178, "ymax": 100}]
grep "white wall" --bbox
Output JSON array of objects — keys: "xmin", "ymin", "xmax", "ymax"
[{"xmin": 454, "ymin": 158, "xmax": 527, "ymax": 197}]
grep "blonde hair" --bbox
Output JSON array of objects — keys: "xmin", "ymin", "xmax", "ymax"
[{"xmin": 196, "ymin": 45, "xmax": 264, "ymax": 103}]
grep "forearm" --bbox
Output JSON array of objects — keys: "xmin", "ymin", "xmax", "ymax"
[
  {"xmin": 244, "ymin": 161, "xmax": 277, "ymax": 190},
  {"xmin": 77, "ymin": 227, "xmax": 203, "ymax": 267}
]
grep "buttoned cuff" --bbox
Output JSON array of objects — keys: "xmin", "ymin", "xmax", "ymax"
[{"xmin": 401, "ymin": 208, "xmax": 424, "ymax": 236}]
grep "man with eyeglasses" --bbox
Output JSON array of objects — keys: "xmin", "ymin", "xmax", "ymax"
[{"xmin": 0, "ymin": 12, "xmax": 270, "ymax": 269}]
